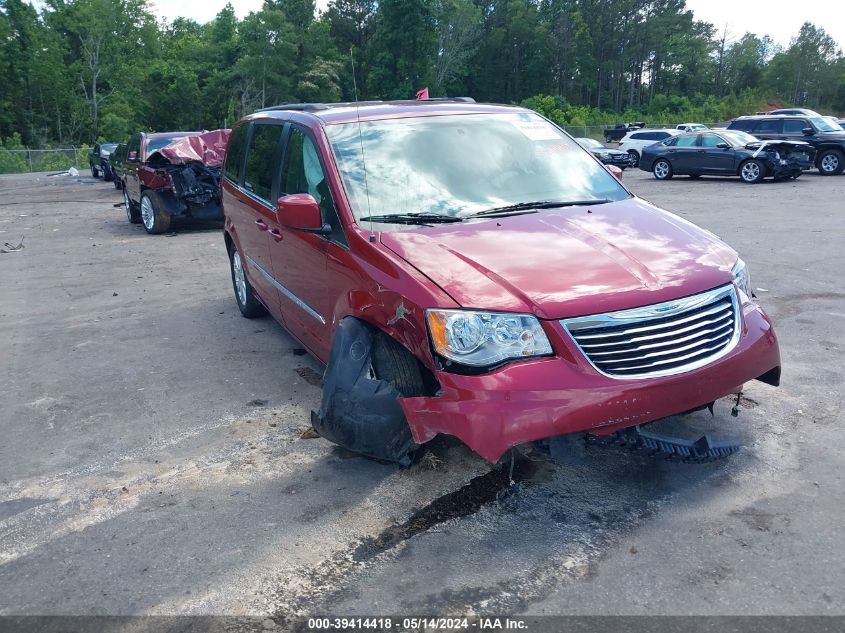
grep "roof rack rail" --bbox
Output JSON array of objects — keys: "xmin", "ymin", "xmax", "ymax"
[
  {"xmin": 254, "ymin": 103, "xmax": 330, "ymax": 113},
  {"xmin": 255, "ymin": 97, "xmax": 476, "ymax": 114},
  {"xmin": 417, "ymin": 97, "xmax": 476, "ymax": 103}
]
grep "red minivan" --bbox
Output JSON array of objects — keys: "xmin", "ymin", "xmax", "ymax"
[{"xmin": 221, "ymin": 100, "xmax": 780, "ymax": 465}]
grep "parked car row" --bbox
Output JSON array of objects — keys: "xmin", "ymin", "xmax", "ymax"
[
  {"xmin": 620, "ymin": 112, "xmax": 845, "ymax": 183},
  {"xmin": 87, "ymin": 130, "xmax": 230, "ymax": 234},
  {"xmin": 88, "ymin": 143, "xmax": 118, "ymax": 181}
]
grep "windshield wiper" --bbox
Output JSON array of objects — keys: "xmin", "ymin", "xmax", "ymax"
[
  {"xmin": 358, "ymin": 213, "xmax": 464, "ymax": 225},
  {"xmin": 468, "ymin": 199, "xmax": 610, "ymax": 218}
]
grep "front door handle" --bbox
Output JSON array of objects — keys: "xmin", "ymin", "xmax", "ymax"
[
  {"xmin": 254, "ymin": 219, "xmax": 268, "ymax": 231},
  {"xmin": 269, "ymin": 228, "xmax": 284, "ymax": 242}
]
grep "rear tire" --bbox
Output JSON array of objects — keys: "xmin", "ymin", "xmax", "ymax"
[
  {"xmin": 817, "ymin": 149, "xmax": 844, "ymax": 175},
  {"xmin": 90, "ymin": 165, "xmax": 99, "ymax": 178},
  {"xmin": 653, "ymin": 159, "xmax": 673, "ymax": 180},
  {"xmin": 739, "ymin": 159, "xmax": 765, "ymax": 184},
  {"xmin": 140, "ymin": 191, "xmax": 171, "ymax": 234},
  {"xmin": 627, "ymin": 150, "xmax": 640, "ymax": 168},
  {"xmin": 229, "ymin": 244, "xmax": 266, "ymax": 318},
  {"xmin": 124, "ymin": 187, "xmax": 141, "ymax": 224}
]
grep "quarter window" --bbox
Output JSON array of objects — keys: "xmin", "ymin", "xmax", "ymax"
[{"xmin": 243, "ymin": 124, "xmax": 284, "ymax": 202}]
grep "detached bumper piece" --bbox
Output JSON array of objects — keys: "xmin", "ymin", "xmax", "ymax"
[{"xmin": 589, "ymin": 424, "xmax": 741, "ymax": 462}]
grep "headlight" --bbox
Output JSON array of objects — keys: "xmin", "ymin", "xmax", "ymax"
[
  {"xmin": 732, "ymin": 258, "xmax": 752, "ymax": 303},
  {"xmin": 426, "ymin": 309, "xmax": 553, "ymax": 368}
]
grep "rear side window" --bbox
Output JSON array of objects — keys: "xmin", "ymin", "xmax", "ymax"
[
  {"xmin": 676, "ymin": 135, "xmax": 697, "ymax": 147},
  {"xmin": 630, "ymin": 132, "xmax": 648, "ymax": 140},
  {"xmin": 224, "ymin": 124, "xmax": 249, "ymax": 183},
  {"xmin": 728, "ymin": 119, "xmax": 755, "ymax": 132},
  {"xmin": 243, "ymin": 124, "xmax": 284, "ymax": 202},
  {"xmin": 754, "ymin": 119, "xmax": 781, "ymax": 134},
  {"xmin": 653, "ymin": 132, "xmax": 670, "ymax": 140}
]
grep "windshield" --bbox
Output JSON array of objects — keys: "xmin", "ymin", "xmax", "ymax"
[
  {"xmin": 576, "ymin": 138, "xmax": 604, "ymax": 149},
  {"xmin": 812, "ymin": 117, "xmax": 842, "ymax": 133},
  {"xmin": 721, "ymin": 130, "xmax": 758, "ymax": 146},
  {"xmin": 326, "ymin": 113, "xmax": 628, "ymax": 221},
  {"xmin": 146, "ymin": 136, "xmax": 183, "ymax": 156}
]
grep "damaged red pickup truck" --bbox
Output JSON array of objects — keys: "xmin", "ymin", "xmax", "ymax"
[
  {"xmin": 123, "ymin": 130, "xmax": 229, "ymax": 234},
  {"xmin": 222, "ymin": 100, "xmax": 780, "ymax": 465}
]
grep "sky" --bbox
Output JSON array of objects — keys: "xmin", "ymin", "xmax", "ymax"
[{"xmin": 148, "ymin": 0, "xmax": 845, "ymax": 50}]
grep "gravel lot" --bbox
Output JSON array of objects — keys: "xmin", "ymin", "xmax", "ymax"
[{"xmin": 0, "ymin": 168, "xmax": 843, "ymax": 620}]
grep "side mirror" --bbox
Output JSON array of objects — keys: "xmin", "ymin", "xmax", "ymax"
[
  {"xmin": 802, "ymin": 127, "xmax": 814, "ymax": 136},
  {"xmin": 128, "ymin": 151, "xmax": 138, "ymax": 161},
  {"xmin": 276, "ymin": 194, "xmax": 331, "ymax": 235},
  {"xmin": 716, "ymin": 142, "xmax": 730, "ymax": 149}
]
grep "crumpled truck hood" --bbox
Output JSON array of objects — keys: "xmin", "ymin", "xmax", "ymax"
[
  {"xmin": 379, "ymin": 197, "xmax": 738, "ymax": 319},
  {"xmin": 148, "ymin": 129, "xmax": 231, "ymax": 167}
]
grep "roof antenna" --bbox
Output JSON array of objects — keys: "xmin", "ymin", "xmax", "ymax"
[{"xmin": 350, "ymin": 47, "xmax": 375, "ymax": 242}]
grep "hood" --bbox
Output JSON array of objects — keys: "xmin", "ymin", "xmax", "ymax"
[{"xmin": 379, "ymin": 197, "xmax": 738, "ymax": 319}]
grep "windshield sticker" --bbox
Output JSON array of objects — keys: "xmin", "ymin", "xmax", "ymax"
[{"xmin": 511, "ymin": 120, "xmax": 561, "ymax": 141}]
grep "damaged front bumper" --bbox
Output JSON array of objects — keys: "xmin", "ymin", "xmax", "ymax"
[{"xmin": 400, "ymin": 302, "xmax": 780, "ymax": 463}]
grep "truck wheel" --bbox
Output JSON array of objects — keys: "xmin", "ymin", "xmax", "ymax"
[
  {"xmin": 113, "ymin": 177, "xmax": 122, "ymax": 190},
  {"xmin": 124, "ymin": 188, "xmax": 141, "ymax": 224},
  {"xmin": 817, "ymin": 149, "xmax": 844, "ymax": 175},
  {"xmin": 653, "ymin": 159, "xmax": 672, "ymax": 180},
  {"xmin": 91, "ymin": 164, "xmax": 99, "ymax": 178},
  {"xmin": 140, "ymin": 191, "xmax": 171, "ymax": 234},
  {"xmin": 605, "ymin": 135, "xmax": 612, "ymax": 143},
  {"xmin": 627, "ymin": 150, "xmax": 640, "ymax": 168},
  {"xmin": 103, "ymin": 165, "xmax": 113, "ymax": 182},
  {"xmin": 739, "ymin": 159, "xmax": 765, "ymax": 184},
  {"xmin": 229, "ymin": 244, "xmax": 266, "ymax": 318}
]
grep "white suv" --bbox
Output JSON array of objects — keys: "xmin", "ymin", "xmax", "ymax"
[{"xmin": 617, "ymin": 129, "xmax": 681, "ymax": 167}]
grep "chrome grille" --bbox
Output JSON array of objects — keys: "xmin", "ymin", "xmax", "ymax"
[{"xmin": 561, "ymin": 285, "xmax": 740, "ymax": 379}]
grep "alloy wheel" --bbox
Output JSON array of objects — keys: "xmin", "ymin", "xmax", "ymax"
[
  {"xmin": 232, "ymin": 251, "xmax": 248, "ymax": 307},
  {"xmin": 140, "ymin": 196, "xmax": 155, "ymax": 230},
  {"xmin": 741, "ymin": 162, "xmax": 760, "ymax": 182},
  {"xmin": 124, "ymin": 189, "xmax": 132, "ymax": 222},
  {"xmin": 654, "ymin": 160, "xmax": 670, "ymax": 179},
  {"xmin": 821, "ymin": 153, "xmax": 840, "ymax": 173}
]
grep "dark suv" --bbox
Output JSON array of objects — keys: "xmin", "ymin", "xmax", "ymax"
[{"xmin": 728, "ymin": 115, "xmax": 845, "ymax": 175}]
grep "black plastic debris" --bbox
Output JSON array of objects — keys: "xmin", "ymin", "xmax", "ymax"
[
  {"xmin": 591, "ymin": 424, "xmax": 742, "ymax": 462},
  {"xmin": 311, "ymin": 317, "xmax": 416, "ymax": 466}
]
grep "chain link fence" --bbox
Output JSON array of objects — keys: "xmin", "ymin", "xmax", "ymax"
[{"xmin": 0, "ymin": 147, "xmax": 90, "ymax": 175}]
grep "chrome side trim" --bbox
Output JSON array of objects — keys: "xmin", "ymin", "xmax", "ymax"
[
  {"xmin": 245, "ymin": 255, "xmax": 326, "ymax": 325},
  {"xmin": 560, "ymin": 285, "xmax": 741, "ymax": 380}
]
